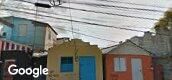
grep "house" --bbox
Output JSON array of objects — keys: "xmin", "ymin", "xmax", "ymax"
[
  {"xmin": 2, "ymin": 16, "xmax": 58, "ymax": 51},
  {"xmin": 47, "ymin": 39, "xmax": 103, "ymax": 80},
  {"xmin": 103, "ymin": 40, "xmax": 154, "ymax": 80},
  {"xmin": 130, "ymin": 28, "xmax": 172, "ymax": 80}
]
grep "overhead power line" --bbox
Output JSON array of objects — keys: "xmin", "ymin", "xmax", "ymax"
[
  {"xmin": 57, "ymin": 6, "xmax": 159, "ymax": 21},
  {"xmin": 1, "ymin": 4, "xmax": 151, "ymax": 29},
  {"xmin": 54, "ymin": 26, "xmax": 119, "ymax": 43},
  {"xmin": 2, "ymin": 8, "xmax": 148, "ymax": 32},
  {"xmin": 61, "ymin": 1, "xmax": 164, "ymax": 13},
  {"xmin": 11, "ymin": 0, "xmax": 160, "ymax": 21},
  {"xmin": 15, "ymin": 0, "xmax": 165, "ymax": 13},
  {"xmin": 2, "ymin": 4, "xmax": 159, "ymax": 21},
  {"xmin": 2, "ymin": 7, "xmax": 172, "ymax": 37},
  {"xmin": 99, "ymin": 0, "xmax": 168, "ymax": 9}
]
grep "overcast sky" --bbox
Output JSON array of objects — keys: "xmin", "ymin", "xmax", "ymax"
[{"xmin": 0, "ymin": 0, "xmax": 172, "ymax": 48}]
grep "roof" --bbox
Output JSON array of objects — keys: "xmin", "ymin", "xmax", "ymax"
[
  {"xmin": 101, "ymin": 45, "xmax": 117, "ymax": 54},
  {"xmin": 0, "ymin": 18, "xmax": 13, "ymax": 27},
  {"xmin": 2, "ymin": 16, "xmax": 58, "ymax": 35},
  {"xmin": 105, "ymin": 40, "xmax": 152, "ymax": 55}
]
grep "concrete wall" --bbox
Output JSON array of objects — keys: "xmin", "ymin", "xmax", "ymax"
[
  {"xmin": 44, "ymin": 26, "xmax": 57, "ymax": 51},
  {"xmin": 104, "ymin": 54, "xmax": 153, "ymax": 80},
  {"xmin": 47, "ymin": 39, "xmax": 103, "ymax": 80},
  {"xmin": 130, "ymin": 27, "xmax": 172, "ymax": 80}
]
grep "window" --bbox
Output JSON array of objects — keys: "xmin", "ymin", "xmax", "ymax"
[
  {"xmin": 5, "ymin": 42, "xmax": 9, "ymax": 50},
  {"xmin": 114, "ymin": 57, "xmax": 126, "ymax": 72},
  {"xmin": 60, "ymin": 57, "xmax": 73, "ymax": 72},
  {"xmin": 19, "ymin": 24, "xmax": 27, "ymax": 36},
  {"xmin": 16, "ymin": 45, "xmax": 20, "ymax": 50},
  {"xmin": 11, "ymin": 44, "xmax": 15, "ymax": 50}
]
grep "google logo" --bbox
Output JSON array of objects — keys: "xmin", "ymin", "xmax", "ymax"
[{"xmin": 8, "ymin": 64, "xmax": 48, "ymax": 78}]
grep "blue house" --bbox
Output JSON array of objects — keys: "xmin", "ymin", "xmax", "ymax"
[{"xmin": 3, "ymin": 16, "xmax": 58, "ymax": 51}]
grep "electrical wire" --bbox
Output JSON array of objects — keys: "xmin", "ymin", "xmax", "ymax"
[
  {"xmin": 57, "ymin": 5, "xmax": 159, "ymax": 21},
  {"xmin": 1, "ymin": 4, "xmax": 159, "ymax": 25},
  {"xmin": 98, "ymin": 0, "xmax": 168, "ymax": 9},
  {"xmin": 54, "ymin": 26, "xmax": 119, "ymax": 43},
  {"xmin": 13, "ymin": 0, "xmax": 160, "ymax": 21},
  {"xmin": 1, "ymin": 4, "xmax": 171, "ymax": 36},
  {"xmin": 55, "ymin": 26, "xmax": 153, "ymax": 55},
  {"xmin": 2, "ymin": 8, "xmax": 172, "ymax": 37},
  {"xmin": 15, "ymin": 0, "xmax": 165, "ymax": 13},
  {"xmin": 11, "ymin": 0, "xmax": 163, "ymax": 17},
  {"xmin": 4, "ymin": 9, "xmax": 171, "ymax": 36},
  {"xmin": 61, "ymin": 0, "xmax": 165, "ymax": 13},
  {"xmin": 2, "ymin": 8, "xmax": 147, "ymax": 32},
  {"xmin": 1, "ymin": 5, "xmax": 153, "ymax": 31},
  {"xmin": 67, "ymin": 0, "xmax": 79, "ymax": 62}
]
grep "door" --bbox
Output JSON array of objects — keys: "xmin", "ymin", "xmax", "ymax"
[
  {"xmin": 79, "ymin": 56, "xmax": 96, "ymax": 80},
  {"xmin": 131, "ymin": 58, "xmax": 143, "ymax": 80}
]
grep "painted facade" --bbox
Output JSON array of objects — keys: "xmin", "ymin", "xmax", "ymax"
[
  {"xmin": 47, "ymin": 39, "xmax": 103, "ymax": 80},
  {"xmin": 103, "ymin": 40, "xmax": 154, "ymax": 80},
  {"xmin": 3, "ymin": 16, "xmax": 57, "ymax": 51}
]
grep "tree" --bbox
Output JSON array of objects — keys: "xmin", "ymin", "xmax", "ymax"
[{"xmin": 154, "ymin": 9, "xmax": 172, "ymax": 29}]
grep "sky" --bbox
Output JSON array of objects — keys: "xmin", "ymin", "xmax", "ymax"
[{"xmin": 0, "ymin": 0, "xmax": 172, "ymax": 48}]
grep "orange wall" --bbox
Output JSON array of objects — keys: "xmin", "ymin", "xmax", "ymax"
[{"xmin": 104, "ymin": 54, "xmax": 153, "ymax": 80}]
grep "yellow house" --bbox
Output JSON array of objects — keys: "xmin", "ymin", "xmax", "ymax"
[{"xmin": 47, "ymin": 39, "xmax": 103, "ymax": 80}]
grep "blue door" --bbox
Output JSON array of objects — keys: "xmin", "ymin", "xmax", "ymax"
[{"xmin": 79, "ymin": 56, "xmax": 96, "ymax": 80}]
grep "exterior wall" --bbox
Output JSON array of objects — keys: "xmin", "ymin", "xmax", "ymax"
[
  {"xmin": 130, "ymin": 27, "xmax": 172, "ymax": 80},
  {"xmin": 6, "ymin": 17, "xmax": 46, "ymax": 50},
  {"xmin": 0, "ymin": 24, "xmax": 12, "ymax": 40},
  {"xmin": 153, "ymin": 57, "xmax": 172, "ymax": 80},
  {"xmin": 44, "ymin": 26, "xmax": 57, "ymax": 50},
  {"xmin": 130, "ymin": 30, "xmax": 171, "ymax": 56},
  {"xmin": 104, "ymin": 54, "xmax": 153, "ymax": 80},
  {"xmin": 47, "ymin": 39, "xmax": 103, "ymax": 80}
]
